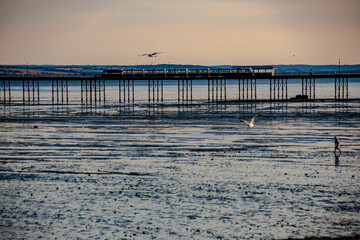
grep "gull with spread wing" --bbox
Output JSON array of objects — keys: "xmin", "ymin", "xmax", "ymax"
[{"xmin": 239, "ymin": 113, "xmax": 263, "ymax": 128}]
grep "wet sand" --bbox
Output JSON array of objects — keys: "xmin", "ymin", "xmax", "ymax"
[{"xmin": 0, "ymin": 102, "xmax": 359, "ymax": 239}]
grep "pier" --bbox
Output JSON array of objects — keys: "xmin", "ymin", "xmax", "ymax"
[{"xmin": 1, "ymin": 67, "xmax": 359, "ymax": 105}]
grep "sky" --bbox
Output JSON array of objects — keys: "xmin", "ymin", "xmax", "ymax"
[{"xmin": 0, "ymin": 0, "xmax": 359, "ymax": 65}]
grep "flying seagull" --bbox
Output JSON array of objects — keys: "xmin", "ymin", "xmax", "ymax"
[
  {"xmin": 239, "ymin": 113, "xmax": 263, "ymax": 128},
  {"xmin": 139, "ymin": 52, "xmax": 163, "ymax": 58}
]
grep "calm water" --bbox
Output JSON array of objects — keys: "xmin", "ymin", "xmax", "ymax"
[
  {"xmin": 5, "ymin": 78, "xmax": 360, "ymax": 104},
  {"xmin": 0, "ymin": 102, "xmax": 360, "ymax": 239}
]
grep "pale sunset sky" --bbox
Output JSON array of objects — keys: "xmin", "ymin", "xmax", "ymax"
[{"xmin": 0, "ymin": 0, "xmax": 359, "ymax": 65}]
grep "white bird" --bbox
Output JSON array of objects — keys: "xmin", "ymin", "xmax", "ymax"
[
  {"xmin": 239, "ymin": 113, "xmax": 263, "ymax": 128},
  {"xmin": 139, "ymin": 52, "xmax": 163, "ymax": 58}
]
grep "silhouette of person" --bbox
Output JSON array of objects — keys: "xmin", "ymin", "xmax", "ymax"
[
  {"xmin": 334, "ymin": 136, "xmax": 341, "ymax": 155},
  {"xmin": 310, "ymin": 69, "xmax": 313, "ymax": 76}
]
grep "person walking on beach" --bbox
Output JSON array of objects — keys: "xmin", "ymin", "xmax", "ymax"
[{"xmin": 334, "ymin": 136, "xmax": 341, "ymax": 155}]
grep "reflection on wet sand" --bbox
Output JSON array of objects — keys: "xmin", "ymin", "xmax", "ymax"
[{"xmin": 335, "ymin": 154, "xmax": 340, "ymax": 166}]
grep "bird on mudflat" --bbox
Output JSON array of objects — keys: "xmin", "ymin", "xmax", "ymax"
[
  {"xmin": 239, "ymin": 114, "xmax": 263, "ymax": 128},
  {"xmin": 138, "ymin": 52, "xmax": 163, "ymax": 58}
]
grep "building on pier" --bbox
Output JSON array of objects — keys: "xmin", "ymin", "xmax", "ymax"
[{"xmin": 101, "ymin": 66, "xmax": 276, "ymax": 78}]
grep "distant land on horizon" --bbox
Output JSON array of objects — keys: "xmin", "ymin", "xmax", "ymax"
[{"xmin": 1, "ymin": 64, "xmax": 359, "ymax": 76}]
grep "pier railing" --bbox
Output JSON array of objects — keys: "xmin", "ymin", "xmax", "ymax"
[
  {"xmin": 274, "ymin": 70, "xmax": 360, "ymax": 77},
  {"xmin": 2, "ymin": 69, "xmax": 360, "ymax": 78}
]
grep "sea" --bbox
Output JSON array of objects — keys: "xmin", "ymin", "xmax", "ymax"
[{"xmin": 0, "ymin": 78, "xmax": 360, "ymax": 239}]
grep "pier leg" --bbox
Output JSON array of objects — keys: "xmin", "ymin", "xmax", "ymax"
[
  {"xmin": 161, "ymin": 79, "xmax": 163, "ymax": 102},
  {"xmin": 334, "ymin": 77, "xmax": 337, "ymax": 100},
  {"xmin": 9, "ymin": 80, "xmax": 11, "ymax": 103},
  {"xmin": 186, "ymin": 79, "xmax": 189, "ymax": 102},
  {"xmin": 207, "ymin": 79, "xmax": 210, "ymax": 102},
  {"xmin": 239, "ymin": 79, "xmax": 241, "ymax": 101},
  {"xmin": 312, "ymin": 78, "xmax": 315, "ymax": 100},
  {"xmin": 124, "ymin": 80, "xmax": 127, "ymax": 103},
  {"xmin": 250, "ymin": 79, "xmax": 253, "ymax": 100},
  {"xmin": 103, "ymin": 79, "xmax": 106, "ymax": 103},
  {"xmin": 179, "ymin": 79, "xmax": 181, "ymax": 102},
  {"xmin": 32, "ymin": 80, "xmax": 35, "ymax": 104},
  {"xmin": 86, "ymin": 79, "xmax": 88, "ymax": 105},
  {"xmin": 212, "ymin": 79, "xmax": 215, "ymax": 101},
  {"xmin": 245, "ymin": 79, "xmax": 248, "ymax": 100},
  {"xmin": 61, "ymin": 80, "xmax": 64, "ymax": 104},
  {"xmin": 97, "ymin": 79, "xmax": 100, "ymax": 104},
  {"xmin": 220, "ymin": 79, "xmax": 222, "ymax": 101},
  {"xmin": 278, "ymin": 78, "xmax": 281, "ymax": 100},
  {"xmin": 302, "ymin": 78, "xmax": 304, "ymax": 97},
  {"xmin": 36, "ymin": 79, "xmax": 40, "ymax": 104},
  {"xmin": 23, "ymin": 80, "xmax": 25, "ymax": 104},
  {"xmin": 1, "ymin": 80, "xmax": 3, "ymax": 103},
  {"xmin": 338, "ymin": 78, "xmax": 341, "ymax": 100},
  {"xmin": 190, "ymin": 79, "xmax": 193, "ymax": 102},
  {"xmin": 66, "ymin": 79, "xmax": 68, "ymax": 104},
  {"xmin": 94, "ymin": 79, "xmax": 97, "ymax": 104},
  {"xmin": 120, "ymin": 80, "xmax": 123, "ymax": 103},
  {"xmin": 243, "ymin": 79, "xmax": 246, "ymax": 100},
  {"xmin": 346, "ymin": 77, "xmax": 348, "ymax": 100},
  {"xmin": 27, "ymin": 80, "xmax": 30, "ymax": 105},
  {"xmin": 254, "ymin": 79, "xmax": 256, "ymax": 100},
  {"xmin": 90, "ymin": 79, "xmax": 93, "ymax": 104},
  {"xmin": 81, "ymin": 80, "xmax": 83, "ymax": 104},
  {"xmin": 128, "ymin": 80, "xmax": 131, "ymax": 103},
  {"xmin": 215, "ymin": 79, "xmax": 218, "ymax": 101},
  {"xmin": 0, "ymin": 80, "xmax": 11, "ymax": 104},
  {"xmin": 8, "ymin": 80, "xmax": 11, "ymax": 103},
  {"xmin": 152, "ymin": 80, "xmax": 155, "ymax": 103}
]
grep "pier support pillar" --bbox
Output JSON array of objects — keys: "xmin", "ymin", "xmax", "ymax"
[
  {"xmin": 208, "ymin": 78, "xmax": 226, "ymax": 102},
  {"xmin": 148, "ymin": 79, "xmax": 163, "ymax": 103},
  {"xmin": 178, "ymin": 79, "xmax": 192, "ymax": 103},
  {"xmin": 334, "ymin": 77, "xmax": 348, "ymax": 100},
  {"xmin": 238, "ymin": 79, "xmax": 256, "ymax": 101},
  {"xmin": 301, "ymin": 78, "xmax": 316, "ymax": 100},
  {"xmin": 52, "ymin": 79, "xmax": 68, "ymax": 105},
  {"xmin": 23, "ymin": 79, "xmax": 40, "ymax": 104},
  {"xmin": 118, "ymin": 79, "xmax": 133, "ymax": 104},
  {"xmin": 0, "ymin": 79, "xmax": 11, "ymax": 104},
  {"xmin": 270, "ymin": 78, "xmax": 288, "ymax": 101},
  {"xmin": 81, "ymin": 79, "xmax": 105, "ymax": 105}
]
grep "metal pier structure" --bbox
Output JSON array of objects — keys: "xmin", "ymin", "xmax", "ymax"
[{"xmin": 1, "ymin": 67, "xmax": 359, "ymax": 105}]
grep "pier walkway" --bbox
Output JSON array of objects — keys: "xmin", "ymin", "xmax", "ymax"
[{"xmin": 1, "ymin": 68, "xmax": 359, "ymax": 105}]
